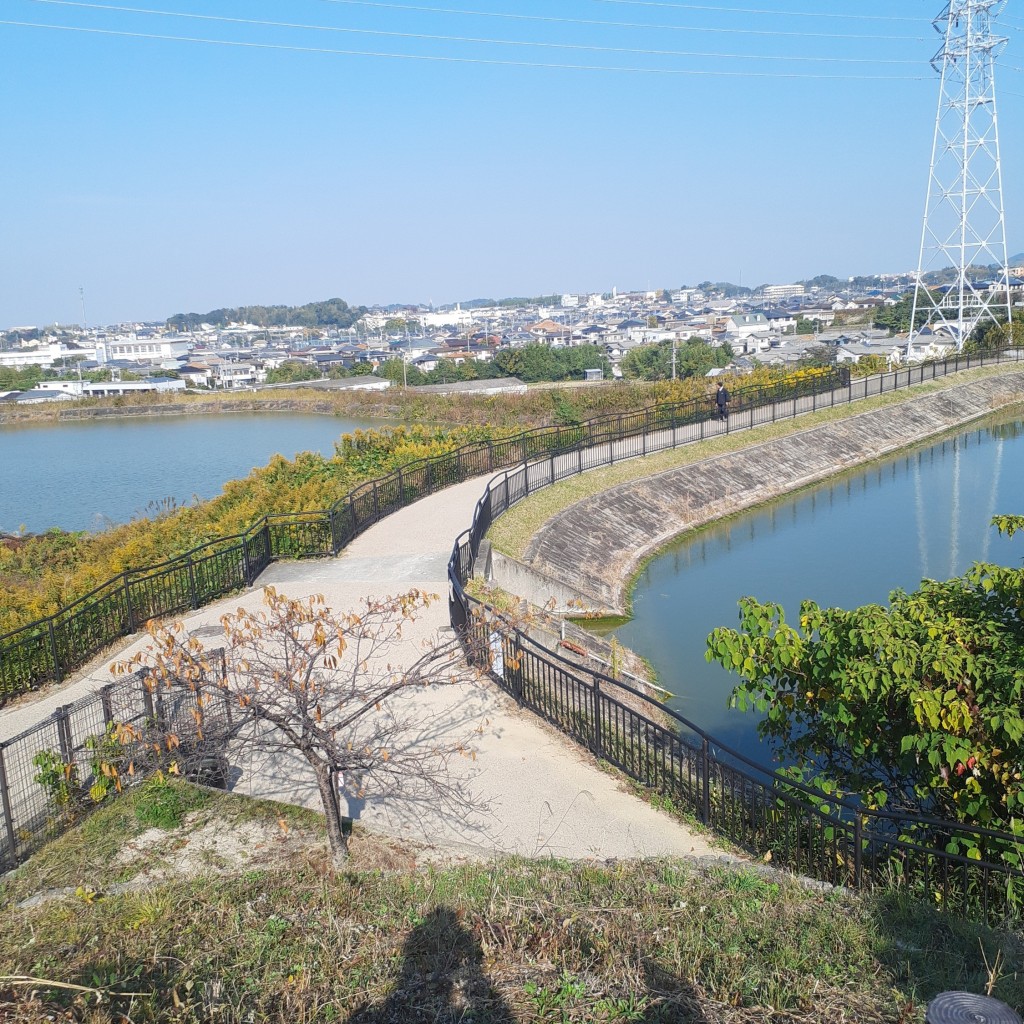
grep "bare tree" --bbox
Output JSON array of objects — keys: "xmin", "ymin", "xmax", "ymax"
[{"xmin": 115, "ymin": 586, "xmax": 476, "ymax": 863}]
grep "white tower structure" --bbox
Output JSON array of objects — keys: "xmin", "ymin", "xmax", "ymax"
[{"xmin": 911, "ymin": 0, "xmax": 1011, "ymax": 349}]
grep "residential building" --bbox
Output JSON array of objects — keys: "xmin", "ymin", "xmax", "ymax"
[{"xmin": 761, "ymin": 284, "xmax": 805, "ymax": 302}]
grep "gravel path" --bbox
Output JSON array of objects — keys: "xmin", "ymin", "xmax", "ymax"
[{"xmin": 1, "ymin": 474, "xmax": 717, "ymax": 863}]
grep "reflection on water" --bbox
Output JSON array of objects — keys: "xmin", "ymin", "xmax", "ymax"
[{"xmin": 606, "ymin": 416, "xmax": 1024, "ymax": 763}]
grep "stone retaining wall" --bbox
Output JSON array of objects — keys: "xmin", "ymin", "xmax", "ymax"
[{"xmin": 506, "ymin": 371, "xmax": 1024, "ymax": 615}]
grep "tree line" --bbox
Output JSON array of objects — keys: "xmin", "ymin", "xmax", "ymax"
[{"xmin": 166, "ymin": 298, "xmax": 367, "ymax": 331}]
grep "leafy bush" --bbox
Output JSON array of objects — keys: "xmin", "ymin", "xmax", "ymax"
[
  {"xmin": 32, "ymin": 749, "xmax": 79, "ymax": 809},
  {"xmin": 707, "ymin": 515, "xmax": 1024, "ymax": 864}
]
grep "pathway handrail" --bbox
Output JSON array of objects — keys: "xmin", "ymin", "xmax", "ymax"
[
  {"xmin": 448, "ymin": 346, "xmax": 1024, "ymax": 919},
  {"xmin": 0, "ymin": 364, "xmax": 854, "ymax": 701},
  {"xmin": 1, "ymin": 348, "xmax": 1020, "ymax": 705},
  {"xmin": 500, "ymin": 616, "xmax": 1024, "ymax": 846}
]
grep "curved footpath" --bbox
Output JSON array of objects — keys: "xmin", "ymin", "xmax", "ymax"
[{"xmin": 0, "ymin": 475, "xmax": 718, "ymax": 863}]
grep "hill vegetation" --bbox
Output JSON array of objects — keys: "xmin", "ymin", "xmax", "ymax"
[
  {"xmin": 166, "ymin": 297, "xmax": 366, "ymax": 331},
  {"xmin": 1, "ymin": 780, "xmax": 1019, "ymax": 1022},
  {"xmin": 457, "ymin": 294, "xmax": 562, "ymax": 308}
]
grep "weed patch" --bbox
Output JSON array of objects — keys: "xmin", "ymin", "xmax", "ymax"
[
  {"xmin": 133, "ymin": 774, "xmax": 210, "ymax": 830},
  {"xmin": 1, "ymin": 791, "xmax": 1022, "ymax": 1022}
]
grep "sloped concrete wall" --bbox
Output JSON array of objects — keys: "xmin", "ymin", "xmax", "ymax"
[{"xmin": 515, "ymin": 372, "xmax": 1024, "ymax": 615}]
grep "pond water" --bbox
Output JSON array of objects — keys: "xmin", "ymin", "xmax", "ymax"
[
  {"xmin": 0, "ymin": 412, "xmax": 380, "ymax": 534},
  {"xmin": 604, "ymin": 415, "xmax": 1024, "ymax": 763}
]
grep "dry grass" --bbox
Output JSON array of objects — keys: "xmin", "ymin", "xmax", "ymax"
[
  {"xmin": 1, "ymin": 783, "xmax": 1022, "ymax": 1023},
  {"xmin": 488, "ymin": 364, "xmax": 1023, "ymax": 561}
]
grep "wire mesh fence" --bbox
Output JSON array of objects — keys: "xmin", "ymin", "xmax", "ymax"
[{"xmin": 0, "ymin": 652, "xmax": 229, "ymax": 872}]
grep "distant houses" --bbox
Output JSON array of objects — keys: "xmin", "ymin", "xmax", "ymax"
[{"xmin": 2, "ymin": 270, "xmax": 1020, "ymax": 407}]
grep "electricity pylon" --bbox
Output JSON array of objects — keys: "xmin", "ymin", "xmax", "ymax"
[{"xmin": 910, "ymin": 0, "xmax": 1011, "ymax": 350}]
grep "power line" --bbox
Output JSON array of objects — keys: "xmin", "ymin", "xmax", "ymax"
[
  {"xmin": 309, "ymin": 0, "xmax": 927, "ymax": 42},
  {"xmin": 24, "ymin": 0, "xmax": 923, "ymax": 64},
  {"xmin": 0, "ymin": 18, "xmax": 928, "ymax": 78},
  {"xmin": 583, "ymin": 0, "xmax": 926, "ymax": 21}
]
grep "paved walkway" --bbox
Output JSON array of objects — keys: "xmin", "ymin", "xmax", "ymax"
[{"xmin": 2, "ymin": 474, "xmax": 716, "ymax": 863}]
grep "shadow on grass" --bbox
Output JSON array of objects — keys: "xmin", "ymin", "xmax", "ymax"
[
  {"xmin": 345, "ymin": 904, "xmax": 716, "ymax": 1024},
  {"xmin": 349, "ymin": 906, "xmax": 515, "ymax": 1024}
]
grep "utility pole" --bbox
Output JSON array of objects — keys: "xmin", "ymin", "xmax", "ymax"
[
  {"xmin": 911, "ymin": 0, "xmax": 1010, "ymax": 350},
  {"xmin": 79, "ymin": 287, "xmax": 87, "ymax": 330}
]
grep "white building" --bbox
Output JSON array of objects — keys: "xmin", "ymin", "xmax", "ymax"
[
  {"xmin": 100, "ymin": 335, "xmax": 192, "ymax": 364},
  {"xmin": 216, "ymin": 363, "xmax": 259, "ymax": 389},
  {"xmin": 420, "ymin": 306, "xmax": 477, "ymax": 329},
  {"xmin": 761, "ymin": 284, "xmax": 805, "ymax": 302},
  {"xmin": 723, "ymin": 312, "xmax": 770, "ymax": 339},
  {"xmin": 0, "ymin": 342, "xmax": 97, "ymax": 370},
  {"xmin": 32, "ymin": 377, "xmax": 187, "ymax": 398}
]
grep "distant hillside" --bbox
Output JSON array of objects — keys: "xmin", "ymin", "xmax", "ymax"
[
  {"xmin": 166, "ymin": 298, "xmax": 366, "ymax": 331},
  {"xmin": 1011, "ymin": 252, "xmax": 1024, "ymax": 266}
]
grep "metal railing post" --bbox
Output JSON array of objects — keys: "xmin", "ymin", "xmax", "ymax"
[
  {"xmin": 124, "ymin": 571, "xmax": 137, "ymax": 634},
  {"xmin": 101, "ymin": 684, "xmax": 115, "ymax": 727},
  {"xmin": 592, "ymin": 676, "xmax": 603, "ymax": 759},
  {"xmin": 142, "ymin": 673, "xmax": 156, "ymax": 721},
  {"xmin": 327, "ymin": 511, "xmax": 337, "ymax": 556},
  {"xmin": 700, "ymin": 738, "xmax": 711, "ymax": 824},
  {"xmin": 47, "ymin": 620, "xmax": 62, "ymax": 683},
  {"xmin": 188, "ymin": 556, "xmax": 199, "ymax": 610},
  {"xmin": 0, "ymin": 746, "xmax": 18, "ymax": 870},
  {"xmin": 511, "ymin": 635, "xmax": 524, "ymax": 704},
  {"xmin": 853, "ymin": 813, "xmax": 863, "ymax": 888},
  {"xmin": 242, "ymin": 532, "xmax": 254, "ymax": 581},
  {"xmin": 55, "ymin": 705, "xmax": 73, "ymax": 764}
]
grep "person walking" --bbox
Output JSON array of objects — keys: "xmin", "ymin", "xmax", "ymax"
[{"xmin": 715, "ymin": 381, "xmax": 730, "ymax": 420}]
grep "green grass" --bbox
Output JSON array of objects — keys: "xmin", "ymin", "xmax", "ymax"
[
  {"xmin": 1, "ymin": 786, "xmax": 1022, "ymax": 1023},
  {"xmin": 489, "ymin": 363, "xmax": 1024, "ymax": 561}
]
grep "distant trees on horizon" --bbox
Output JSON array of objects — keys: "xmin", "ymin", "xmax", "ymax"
[{"xmin": 166, "ymin": 298, "xmax": 366, "ymax": 331}]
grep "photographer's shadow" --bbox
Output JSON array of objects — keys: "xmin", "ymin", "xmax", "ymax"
[{"xmin": 349, "ymin": 906, "xmax": 514, "ymax": 1023}]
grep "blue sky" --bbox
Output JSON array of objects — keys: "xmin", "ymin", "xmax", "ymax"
[{"xmin": 2, "ymin": 0, "xmax": 1022, "ymax": 326}]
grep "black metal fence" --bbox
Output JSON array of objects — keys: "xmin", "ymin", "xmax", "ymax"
[
  {"xmin": 0, "ymin": 346, "xmax": 1019, "ymax": 709},
  {"xmin": 0, "ymin": 364, "xmax": 855, "ymax": 704},
  {"xmin": 0, "ymin": 653, "xmax": 229, "ymax": 871},
  {"xmin": 2, "ymin": 345, "xmax": 1022, "ymax": 896},
  {"xmin": 448, "ymin": 348, "xmax": 1024, "ymax": 920},
  {"xmin": 453, "ymin": 617, "xmax": 1022, "ymax": 919}
]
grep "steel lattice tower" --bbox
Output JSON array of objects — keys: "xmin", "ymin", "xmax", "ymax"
[{"xmin": 911, "ymin": 0, "xmax": 1011, "ymax": 350}]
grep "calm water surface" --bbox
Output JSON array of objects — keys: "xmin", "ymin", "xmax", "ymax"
[
  {"xmin": 608, "ymin": 416, "xmax": 1024, "ymax": 763},
  {"xmin": 0, "ymin": 413, "xmax": 380, "ymax": 534}
]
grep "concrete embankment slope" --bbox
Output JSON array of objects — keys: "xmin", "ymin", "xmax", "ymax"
[{"xmin": 520, "ymin": 370, "xmax": 1024, "ymax": 615}]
